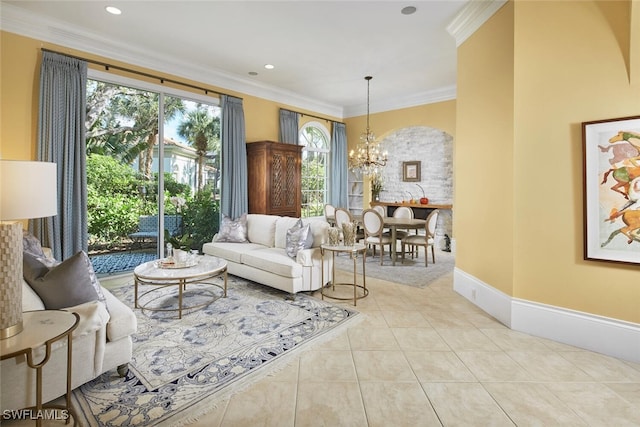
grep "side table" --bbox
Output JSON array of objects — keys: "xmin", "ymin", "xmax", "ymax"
[
  {"xmin": 0, "ymin": 310, "xmax": 79, "ymax": 426},
  {"xmin": 320, "ymin": 243, "xmax": 369, "ymax": 306}
]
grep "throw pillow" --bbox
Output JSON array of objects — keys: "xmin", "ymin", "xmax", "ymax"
[
  {"xmin": 214, "ymin": 213, "xmax": 248, "ymax": 243},
  {"xmin": 22, "ymin": 231, "xmax": 45, "ymax": 257},
  {"xmin": 23, "ymin": 251, "xmax": 100, "ymax": 310},
  {"xmin": 24, "ymin": 250, "xmax": 107, "ymax": 309},
  {"xmin": 285, "ymin": 219, "xmax": 313, "ymax": 258}
]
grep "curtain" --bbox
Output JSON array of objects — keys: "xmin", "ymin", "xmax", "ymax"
[
  {"xmin": 32, "ymin": 51, "xmax": 87, "ymax": 261},
  {"xmin": 329, "ymin": 122, "xmax": 348, "ymax": 207},
  {"xmin": 220, "ymin": 95, "xmax": 248, "ymax": 218},
  {"xmin": 279, "ymin": 109, "xmax": 299, "ymax": 144}
]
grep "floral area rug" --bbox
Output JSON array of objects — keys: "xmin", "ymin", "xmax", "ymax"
[{"xmin": 71, "ymin": 275, "xmax": 360, "ymax": 426}]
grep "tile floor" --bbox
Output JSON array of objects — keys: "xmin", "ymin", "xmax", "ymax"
[
  {"xmin": 8, "ymin": 267, "xmax": 640, "ymax": 426},
  {"xmin": 186, "ymin": 269, "xmax": 640, "ymax": 427}
]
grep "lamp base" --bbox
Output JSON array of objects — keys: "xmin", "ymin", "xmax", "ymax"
[
  {"xmin": 0, "ymin": 222, "xmax": 24, "ymax": 340},
  {"xmin": 0, "ymin": 320, "xmax": 23, "ymax": 339}
]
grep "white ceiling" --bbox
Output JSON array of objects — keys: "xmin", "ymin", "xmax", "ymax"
[{"xmin": 1, "ymin": 1, "xmax": 499, "ymax": 118}]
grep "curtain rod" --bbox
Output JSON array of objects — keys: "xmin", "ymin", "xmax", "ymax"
[
  {"xmin": 281, "ymin": 108, "xmax": 341, "ymax": 124},
  {"xmin": 41, "ymin": 48, "xmax": 241, "ymax": 100}
]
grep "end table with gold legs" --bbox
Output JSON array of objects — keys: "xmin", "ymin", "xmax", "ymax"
[
  {"xmin": 1, "ymin": 310, "xmax": 80, "ymax": 426},
  {"xmin": 320, "ymin": 243, "xmax": 369, "ymax": 306}
]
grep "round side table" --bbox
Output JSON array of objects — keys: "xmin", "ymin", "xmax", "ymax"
[
  {"xmin": 1, "ymin": 310, "xmax": 79, "ymax": 426},
  {"xmin": 320, "ymin": 243, "xmax": 369, "ymax": 306}
]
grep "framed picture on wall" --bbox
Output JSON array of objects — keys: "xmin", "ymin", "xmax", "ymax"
[
  {"xmin": 582, "ymin": 115, "xmax": 640, "ymax": 265},
  {"xmin": 403, "ymin": 161, "xmax": 421, "ymax": 182}
]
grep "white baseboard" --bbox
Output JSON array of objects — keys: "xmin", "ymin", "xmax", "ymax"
[{"xmin": 453, "ymin": 268, "xmax": 640, "ymax": 364}]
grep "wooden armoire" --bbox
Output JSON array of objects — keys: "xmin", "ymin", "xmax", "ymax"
[{"xmin": 246, "ymin": 140, "xmax": 302, "ymax": 217}]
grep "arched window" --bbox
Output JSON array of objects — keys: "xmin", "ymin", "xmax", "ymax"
[{"xmin": 299, "ymin": 121, "xmax": 330, "ymax": 218}]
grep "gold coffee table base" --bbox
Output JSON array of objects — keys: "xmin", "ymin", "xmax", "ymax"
[{"xmin": 320, "ymin": 243, "xmax": 368, "ymax": 306}]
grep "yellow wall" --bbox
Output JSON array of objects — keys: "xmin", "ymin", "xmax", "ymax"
[
  {"xmin": 456, "ymin": 0, "xmax": 640, "ymax": 323},
  {"xmin": 344, "ymin": 101, "xmax": 456, "ymax": 206},
  {"xmin": 455, "ymin": 2, "xmax": 515, "ymax": 296},
  {"xmin": 0, "ymin": 32, "xmax": 341, "ymax": 158}
]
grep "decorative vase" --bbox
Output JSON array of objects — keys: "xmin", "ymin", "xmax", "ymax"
[
  {"xmin": 342, "ymin": 222, "xmax": 356, "ymax": 246},
  {"xmin": 173, "ymin": 248, "xmax": 188, "ymax": 263},
  {"xmin": 328, "ymin": 227, "xmax": 340, "ymax": 245},
  {"xmin": 372, "ymin": 192, "xmax": 380, "ymax": 202}
]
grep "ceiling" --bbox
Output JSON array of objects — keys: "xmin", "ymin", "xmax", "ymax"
[{"xmin": 1, "ymin": 1, "xmax": 481, "ymax": 118}]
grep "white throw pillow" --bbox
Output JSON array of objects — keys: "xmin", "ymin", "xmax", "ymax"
[
  {"xmin": 285, "ymin": 219, "xmax": 313, "ymax": 258},
  {"xmin": 214, "ymin": 213, "xmax": 248, "ymax": 243}
]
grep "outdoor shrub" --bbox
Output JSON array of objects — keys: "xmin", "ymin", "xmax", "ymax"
[{"xmin": 182, "ymin": 186, "xmax": 219, "ymax": 251}]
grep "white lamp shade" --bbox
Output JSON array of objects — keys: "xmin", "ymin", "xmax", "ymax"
[{"xmin": 0, "ymin": 160, "xmax": 57, "ymax": 220}]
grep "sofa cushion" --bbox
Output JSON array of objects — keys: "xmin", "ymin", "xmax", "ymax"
[
  {"xmin": 214, "ymin": 213, "xmax": 248, "ymax": 243},
  {"xmin": 241, "ymin": 248, "xmax": 303, "ymax": 278},
  {"xmin": 285, "ymin": 219, "xmax": 313, "ymax": 258},
  {"xmin": 22, "ymin": 231, "xmax": 46, "ymax": 257},
  {"xmin": 22, "ymin": 280, "xmax": 45, "ymax": 311},
  {"xmin": 303, "ymin": 219, "xmax": 330, "ymax": 247},
  {"xmin": 275, "ymin": 217, "xmax": 302, "ymax": 249},
  {"xmin": 203, "ymin": 241, "xmax": 267, "ymax": 264},
  {"xmin": 23, "ymin": 251, "xmax": 100, "ymax": 310},
  {"xmin": 247, "ymin": 214, "xmax": 278, "ymax": 247}
]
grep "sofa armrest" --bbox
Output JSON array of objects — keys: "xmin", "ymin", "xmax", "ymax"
[
  {"xmin": 102, "ymin": 287, "xmax": 137, "ymax": 342},
  {"xmin": 296, "ymin": 247, "xmax": 321, "ymax": 267},
  {"xmin": 62, "ymin": 300, "xmax": 110, "ymax": 338}
]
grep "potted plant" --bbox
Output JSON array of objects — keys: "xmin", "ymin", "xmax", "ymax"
[{"xmin": 371, "ymin": 173, "xmax": 384, "ymax": 201}]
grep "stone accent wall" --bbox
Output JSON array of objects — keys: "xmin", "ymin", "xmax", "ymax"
[{"xmin": 377, "ymin": 126, "xmax": 453, "ymax": 243}]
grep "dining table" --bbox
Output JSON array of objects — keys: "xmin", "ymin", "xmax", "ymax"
[{"xmin": 382, "ymin": 217, "xmax": 426, "ymax": 265}]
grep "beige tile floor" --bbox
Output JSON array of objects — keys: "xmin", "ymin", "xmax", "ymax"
[
  {"xmin": 7, "ymin": 268, "xmax": 640, "ymax": 426},
  {"xmin": 186, "ymin": 270, "xmax": 640, "ymax": 427}
]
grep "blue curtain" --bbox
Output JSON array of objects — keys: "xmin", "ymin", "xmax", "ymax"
[
  {"xmin": 329, "ymin": 122, "xmax": 348, "ymax": 207},
  {"xmin": 32, "ymin": 51, "xmax": 87, "ymax": 261},
  {"xmin": 220, "ymin": 95, "xmax": 248, "ymax": 218},
  {"xmin": 279, "ymin": 109, "xmax": 299, "ymax": 144}
]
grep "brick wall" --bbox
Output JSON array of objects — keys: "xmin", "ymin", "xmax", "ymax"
[{"xmin": 377, "ymin": 126, "xmax": 453, "ymax": 243}]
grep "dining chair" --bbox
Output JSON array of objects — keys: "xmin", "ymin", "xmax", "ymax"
[
  {"xmin": 401, "ymin": 209, "xmax": 439, "ymax": 266},
  {"xmin": 392, "ymin": 206, "xmax": 414, "ymax": 253},
  {"xmin": 362, "ymin": 209, "xmax": 393, "ymax": 265},
  {"xmin": 324, "ymin": 204, "xmax": 336, "ymax": 225}
]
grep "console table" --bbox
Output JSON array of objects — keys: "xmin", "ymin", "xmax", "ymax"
[{"xmin": 370, "ymin": 201, "xmax": 453, "ymax": 219}]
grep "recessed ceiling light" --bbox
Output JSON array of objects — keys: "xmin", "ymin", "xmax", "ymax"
[
  {"xmin": 105, "ymin": 6, "xmax": 122, "ymax": 15},
  {"xmin": 401, "ymin": 6, "xmax": 416, "ymax": 15},
  {"xmin": 264, "ymin": 64, "xmax": 275, "ymax": 70}
]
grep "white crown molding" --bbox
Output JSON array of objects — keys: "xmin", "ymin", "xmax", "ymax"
[
  {"xmin": 446, "ymin": 0, "xmax": 508, "ymax": 47},
  {"xmin": 2, "ymin": 3, "xmax": 459, "ymax": 119},
  {"xmin": 0, "ymin": 3, "xmax": 345, "ymax": 118},
  {"xmin": 453, "ymin": 268, "xmax": 640, "ymax": 364},
  {"xmin": 343, "ymin": 85, "xmax": 457, "ymax": 118}
]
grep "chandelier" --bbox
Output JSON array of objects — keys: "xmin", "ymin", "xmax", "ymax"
[{"xmin": 349, "ymin": 76, "xmax": 388, "ymax": 176}]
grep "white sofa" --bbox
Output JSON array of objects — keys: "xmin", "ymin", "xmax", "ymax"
[
  {"xmin": 1, "ymin": 252, "xmax": 137, "ymax": 411},
  {"xmin": 202, "ymin": 214, "xmax": 332, "ymax": 295}
]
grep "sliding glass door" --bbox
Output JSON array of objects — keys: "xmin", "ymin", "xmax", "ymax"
[{"xmin": 85, "ymin": 74, "xmax": 220, "ymax": 274}]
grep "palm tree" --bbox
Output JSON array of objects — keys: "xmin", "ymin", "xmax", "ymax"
[{"xmin": 177, "ymin": 106, "xmax": 220, "ymax": 190}]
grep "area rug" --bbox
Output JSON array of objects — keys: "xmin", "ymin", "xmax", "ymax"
[
  {"xmin": 90, "ymin": 252, "xmax": 157, "ymax": 275},
  {"xmin": 71, "ymin": 275, "xmax": 360, "ymax": 426},
  {"xmin": 333, "ymin": 248, "xmax": 455, "ymax": 287}
]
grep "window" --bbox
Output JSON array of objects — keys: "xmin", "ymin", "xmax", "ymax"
[{"xmin": 299, "ymin": 121, "xmax": 330, "ymax": 218}]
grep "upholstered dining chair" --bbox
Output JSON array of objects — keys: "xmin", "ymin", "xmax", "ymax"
[
  {"xmin": 401, "ymin": 209, "xmax": 439, "ymax": 267},
  {"xmin": 324, "ymin": 204, "xmax": 336, "ymax": 225},
  {"xmin": 362, "ymin": 209, "xmax": 393, "ymax": 265}
]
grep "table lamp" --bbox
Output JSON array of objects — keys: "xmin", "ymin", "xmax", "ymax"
[{"xmin": 0, "ymin": 160, "xmax": 57, "ymax": 339}]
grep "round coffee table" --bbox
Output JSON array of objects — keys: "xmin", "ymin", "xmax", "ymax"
[{"xmin": 133, "ymin": 255, "xmax": 227, "ymax": 319}]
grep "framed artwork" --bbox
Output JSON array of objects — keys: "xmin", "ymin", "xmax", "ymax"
[
  {"xmin": 402, "ymin": 161, "xmax": 421, "ymax": 182},
  {"xmin": 582, "ymin": 115, "xmax": 640, "ymax": 264}
]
